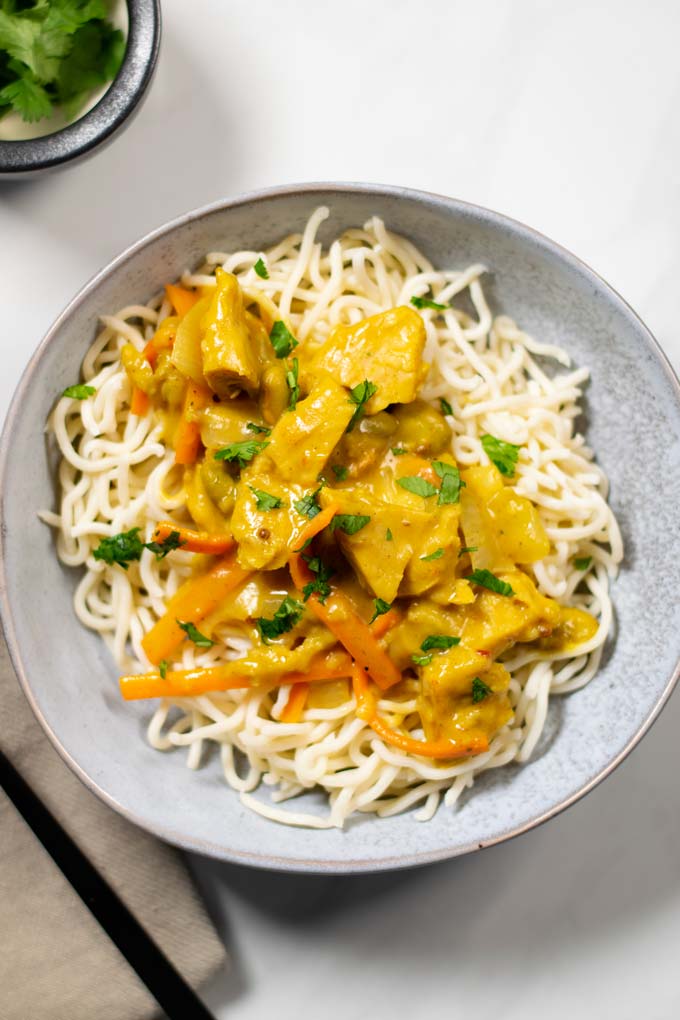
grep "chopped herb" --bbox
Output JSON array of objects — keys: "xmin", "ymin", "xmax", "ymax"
[
  {"xmin": 93, "ymin": 528, "xmax": 144, "ymax": 570},
  {"xmin": 293, "ymin": 536, "xmax": 314, "ymax": 553},
  {"xmin": 256, "ymin": 596, "xmax": 305, "ymax": 643},
  {"xmin": 575, "ymin": 556, "xmax": 592, "ymax": 571},
  {"xmin": 412, "ymin": 653, "xmax": 433, "ymax": 667},
  {"xmin": 410, "ymin": 295, "xmax": 448, "ymax": 311},
  {"xmin": 421, "ymin": 635, "xmax": 461, "ymax": 652},
  {"xmin": 332, "ymin": 464, "xmax": 349, "ymax": 480},
  {"xmin": 63, "ymin": 384, "xmax": 95, "ymax": 400},
  {"xmin": 286, "ymin": 357, "xmax": 300, "ymax": 410},
  {"xmin": 459, "ymin": 546, "xmax": 478, "ymax": 556},
  {"xmin": 249, "ymin": 486, "xmax": 284, "ymax": 511},
  {"xmin": 391, "ymin": 447, "xmax": 408, "ymax": 456},
  {"xmin": 253, "ymin": 257, "xmax": 269, "ymax": 279},
  {"xmin": 145, "ymin": 530, "xmax": 186, "ymax": 560},
  {"xmin": 246, "ymin": 422, "xmax": 271, "ymax": 436},
  {"xmin": 269, "ymin": 321, "xmax": 298, "ymax": 358},
  {"xmin": 421, "ymin": 548, "xmax": 445, "ymax": 561},
  {"xmin": 176, "ymin": 620, "xmax": 214, "ymax": 648},
  {"xmin": 214, "ymin": 439, "xmax": 269, "ymax": 467},
  {"xmin": 294, "ymin": 488, "xmax": 322, "ymax": 519},
  {"xmin": 346, "ymin": 379, "xmax": 377, "ymax": 432},
  {"xmin": 301, "ymin": 557, "xmax": 334, "ymax": 604},
  {"xmin": 329, "ymin": 514, "xmax": 371, "ymax": 536},
  {"xmin": 433, "ymin": 461, "xmax": 464, "ymax": 505},
  {"xmin": 370, "ymin": 598, "xmax": 392, "ymax": 624},
  {"xmin": 159, "ymin": 660, "xmax": 168, "ymax": 680},
  {"xmin": 439, "ymin": 397, "xmax": 453, "ymax": 416},
  {"xmin": 397, "ymin": 476, "xmax": 438, "ymax": 498},
  {"xmin": 386, "ymin": 528, "xmax": 393, "ymax": 541},
  {"xmin": 467, "ymin": 569, "xmax": 515, "ymax": 597},
  {"xmin": 481, "ymin": 434, "xmax": 521, "ymax": 477},
  {"xmin": 472, "ymin": 676, "xmax": 492, "ymax": 703}
]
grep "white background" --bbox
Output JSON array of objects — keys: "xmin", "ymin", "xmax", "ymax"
[{"xmin": 2, "ymin": 2, "xmax": 680, "ymax": 1017}]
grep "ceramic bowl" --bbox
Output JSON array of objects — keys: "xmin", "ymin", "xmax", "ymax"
[
  {"xmin": 2, "ymin": 184, "xmax": 679, "ymax": 872},
  {"xmin": 0, "ymin": 0, "xmax": 161, "ymax": 177}
]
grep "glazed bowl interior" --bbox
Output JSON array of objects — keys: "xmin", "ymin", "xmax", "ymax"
[{"xmin": 2, "ymin": 184, "xmax": 680, "ymax": 873}]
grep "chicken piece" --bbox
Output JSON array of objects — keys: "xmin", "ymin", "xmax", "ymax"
[
  {"xmin": 310, "ymin": 306, "xmax": 426, "ymax": 413},
  {"xmin": 230, "ymin": 471, "xmax": 309, "ymax": 571},
  {"xmin": 419, "ymin": 651, "xmax": 513, "ymax": 743},
  {"xmin": 461, "ymin": 569, "xmax": 561, "ymax": 655},
  {"xmin": 201, "ymin": 269, "xmax": 262, "ymax": 398}
]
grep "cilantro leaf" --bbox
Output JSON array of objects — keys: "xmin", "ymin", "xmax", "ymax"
[
  {"xmin": 467, "ymin": 569, "xmax": 515, "ymax": 597},
  {"xmin": 301, "ymin": 556, "xmax": 334, "ymax": 604},
  {"xmin": 332, "ymin": 464, "xmax": 348, "ymax": 481},
  {"xmin": 294, "ymin": 488, "xmax": 322, "ymax": 519},
  {"xmin": 370, "ymin": 598, "xmax": 392, "ymax": 624},
  {"xmin": 62, "ymin": 383, "xmax": 95, "ymax": 399},
  {"xmin": 346, "ymin": 379, "xmax": 377, "ymax": 432},
  {"xmin": 256, "ymin": 595, "xmax": 305, "ymax": 643},
  {"xmin": 177, "ymin": 619, "xmax": 214, "ymax": 648},
  {"xmin": 439, "ymin": 397, "xmax": 453, "ymax": 416},
  {"xmin": 269, "ymin": 320, "xmax": 298, "ymax": 358},
  {"xmin": 214, "ymin": 439, "xmax": 269, "ymax": 467},
  {"xmin": 412, "ymin": 653, "xmax": 433, "ymax": 667},
  {"xmin": 575, "ymin": 556, "xmax": 592, "ymax": 571},
  {"xmin": 386, "ymin": 528, "xmax": 393, "ymax": 541},
  {"xmin": 421, "ymin": 634, "xmax": 461, "ymax": 652},
  {"xmin": 246, "ymin": 421, "xmax": 271, "ymax": 436},
  {"xmin": 410, "ymin": 295, "xmax": 448, "ymax": 311},
  {"xmin": 329, "ymin": 514, "xmax": 370, "ymax": 536},
  {"xmin": 93, "ymin": 528, "xmax": 144, "ymax": 570},
  {"xmin": 159, "ymin": 659, "xmax": 168, "ymax": 680},
  {"xmin": 249, "ymin": 486, "xmax": 284, "ymax": 511},
  {"xmin": 391, "ymin": 447, "xmax": 408, "ymax": 456},
  {"xmin": 481, "ymin": 434, "xmax": 521, "ymax": 477},
  {"xmin": 54, "ymin": 20, "xmax": 124, "ymax": 108},
  {"xmin": 433, "ymin": 460, "xmax": 464, "ymax": 505},
  {"xmin": 420, "ymin": 548, "xmax": 444, "ymax": 561},
  {"xmin": 286, "ymin": 357, "xmax": 300, "ymax": 410},
  {"xmin": 397, "ymin": 476, "xmax": 438, "ymax": 498},
  {"xmin": 0, "ymin": 74, "xmax": 51, "ymax": 121},
  {"xmin": 253, "ymin": 257, "xmax": 269, "ymax": 279},
  {"xmin": 145, "ymin": 530, "xmax": 186, "ymax": 560},
  {"xmin": 472, "ymin": 676, "xmax": 492, "ymax": 703},
  {"xmin": 459, "ymin": 545, "xmax": 478, "ymax": 556}
]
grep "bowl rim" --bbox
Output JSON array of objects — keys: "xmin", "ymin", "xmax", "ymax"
[
  {"xmin": 2, "ymin": 181, "xmax": 680, "ymax": 872},
  {"xmin": 0, "ymin": 0, "xmax": 161, "ymax": 174}
]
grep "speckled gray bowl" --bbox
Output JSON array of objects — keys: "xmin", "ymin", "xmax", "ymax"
[{"xmin": 2, "ymin": 184, "xmax": 679, "ymax": 873}]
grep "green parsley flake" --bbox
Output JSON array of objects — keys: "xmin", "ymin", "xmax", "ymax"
[
  {"xmin": 253, "ymin": 257, "xmax": 269, "ymax": 279},
  {"xmin": 440, "ymin": 397, "xmax": 453, "ymax": 416},
  {"xmin": 93, "ymin": 528, "xmax": 144, "ymax": 570},
  {"xmin": 471, "ymin": 676, "xmax": 492, "ymax": 703},
  {"xmin": 294, "ymin": 489, "xmax": 322, "ymax": 519},
  {"xmin": 159, "ymin": 660, "xmax": 168, "ymax": 680},
  {"xmin": 301, "ymin": 558, "xmax": 334, "ymax": 604},
  {"xmin": 329, "ymin": 514, "xmax": 371, "ymax": 536},
  {"xmin": 386, "ymin": 528, "xmax": 393, "ymax": 541},
  {"xmin": 332, "ymin": 465, "xmax": 349, "ymax": 480},
  {"xmin": 575, "ymin": 556, "xmax": 592, "ymax": 571},
  {"xmin": 397, "ymin": 476, "xmax": 438, "ymax": 498},
  {"xmin": 246, "ymin": 422, "xmax": 271, "ymax": 436},
  {"xmin": 176, "ymin": 620, "xmax": 214, "ymax": 648},
  {"xmin": 214, "ymin": 439, "xmax": 269, "ymax": 467},
  {"xmin": 346, "ymin": 379, "xmax": 377, "ymax": 432},
  {"xmin": 410, "ymin": 295, "xmax": 448, "ymax": 311},
  {"xmin": 269, "ymin": 321, "xmax": 298, "ymax": 358},
  {"xmin": 63, "ymin": 384, "xmax": 95, "ymax": 400},
  {"xmin": 256, "ymin": 596, "xmax": 305, "ymax": 644},
  {"xmin": 433, "ymin": 461, "xmax": 464, "ymax": 505},
  {"xmin": 421, "ymin": 635, "xmax": 461, "ymax": 652},
  {"xmin": 249, "ymin": 486, "xmax": 284, "ymax": 511},
  {"xmin": 467, "ymin": 569, "xmax": 515, "ymax": 597},
  {"xmin": 412, "ymin": 653, "xmax": 433, "ymax": 667},
  {"xmin": 420, "ymin": 548, "xmax": 445, "ymax": 561},
  {"xmin": 459, "ymin": 546, "xmax": 478, "ymax": 556},
  {"xmin": 370, "ymin": 598, "xmax": 392, "ymax": 624},
  {"xmin": 286, "ymin": 357, "xmax": 300, "ymax": 410},
  {"xmin": 481, "ymin": 434, "xmax": 521, "ymax": 477},
  {"xmin": 145, "ymin": 530, "xmax": 186, "ymax": 560},
  {"xmin": 391, "ymin": 447, "xmax": 408, "ymax": 456}
]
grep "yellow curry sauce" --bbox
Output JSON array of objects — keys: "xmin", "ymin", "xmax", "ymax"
[{"xmin": 120, "ymin": 269, "xmax": 597, "ymax": 757}]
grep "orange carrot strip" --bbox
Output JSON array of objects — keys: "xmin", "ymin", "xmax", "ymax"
[
  {"xmin": 370, "ymin": 608, "xmax": 401, "ymax": 640},
  {"xmin": 280, "ymin": 683, "xmax": 310, "ymax": 722},
  {"xmin": 165, "ymin": 283, "xmax": 200, "ymax": 319},
  {"xmin": 152, "ymin": 521, "xmax": 235, "ymax": 555},
  {"xmin": 175, "ymin": 382, "xmax": 211, "ymax": 465},
  {"xmin": 351, "ymin": 666, "xmax": 488, "ymax": 760},
  {"xmin": 130, "ymin": 387, "xmax": 150, "ymax": 416},
  {"xmin": 141, "ymin": 553, "xmax": 250, "ymax": 664}
]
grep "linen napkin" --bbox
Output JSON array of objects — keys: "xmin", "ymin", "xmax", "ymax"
[{"xmin": 0, "ymin": 632, "xmax": 226, "ymax": 1020}]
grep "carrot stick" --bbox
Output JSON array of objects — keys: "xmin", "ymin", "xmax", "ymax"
[
  {"xmin": 370, "ymin": 608, "xmax": 401, "ymax": 640},
  {"xmin": 165, "ymin": 283, "xmax": 200, "ymax": 319},
  {"xmin": 351, "ymin": 666, "xmax": 488, "ymax": 760},
  {"xmin": 175, "ymin": 382, "xmax": 211, "ymax": 465},
  {"xmin": 141, "ymin": 553, "xmax": 250, "ymax": 664},
  {"xmin": 152, "ymin": 521, "xmax": 235, "ymax": 555},
  {"xmin": 280, "ymin": 683, "xmax": 309, "ymax": 722},
  {"xmin": 130, "ymin": 387, "xmax": 150, "ymax": 416},
  {"xmin": 142, "ymin": 331, "xmax": 174, "ymax": 369}
]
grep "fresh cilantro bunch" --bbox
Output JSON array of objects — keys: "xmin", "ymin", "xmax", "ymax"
[{"xmin": 0, "ymin": 1, "xmax": 125, "ymax": 125}]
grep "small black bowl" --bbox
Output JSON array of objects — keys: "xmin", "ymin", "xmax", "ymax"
[{"xmin": 0, "ymin": 0, "xmax": 161, "ymax": 178}]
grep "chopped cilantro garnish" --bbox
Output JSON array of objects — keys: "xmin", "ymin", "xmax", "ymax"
[
  {"xmin": 176, "ymin": 620, "xmax": 214, "ymax": 648},
  {"xmin": 410, "ymin": 295, "xmax": 448, "ymax": 311},
  {"xmin": 420, "ymin": 548, "xmax": 445, "ymax": 561},
  {"xmin": 286, "ymin": 357, "xmax": 300, "ymax": 410},
  {"xmin": 332, "ymin": 464, "xmax": 349, "ymax": 480},
  {"xmin": 329, "ymin": 514, "xmax": 371, "ymax": 536},
  {"xmin": 433, "ymin": 461, "xmax": 464, "ymax": 505},
  {"xmin": 269, "ymin": 321, "xmax": 298, "ymax": 358},
  {"xmin": 397, "ymin": 476, "xmax": 438, "ymax": 498},
  {"xmin": 439, "ymin": 397, "xmax": 453, "ymax": 416},
  {"xmin": 346, "ymin": 379, "xmax": 377, "ymax": 432},
  {"xmin": 370, "ymin": 598, "xmax": 392, "ymax": 624},
  {"xmin": 294, "ymin": 489, "xmax": 322, "ymax": 519},
  {"xmin": 471, "ymin": 676, "xmax": 492, "ymax": 703},
  {"xmin": 421, "ymin": 635, "xmax": 461, "ymax": 652},
  {"xmin": 301, "ymin": 557, "xmax": 334, "ymax": 604},
  {"xmin": 145, "ymin": 530, "xmax": 186, "ymax": 560},
  {"xmin": 386, "ymin": 528, "xmax": 393, "ymax": 541},
  {"xmin": 467, "ymin": 569, "xmax": 515, "ymax": 597},
  {"xmin": 256, "ymin": 596, "xmax": 305, "ymax": 644},
  {"xmin": 575, "ymin": 556, "xmax": 592, "ymax": 571},
  {"xmin": 249, "ymin": 486, "xmax": 284, "ymax": 511},
  {"xmin": 246, "ymin": 422, "xmax": 271, "ymax": 436},
  {"xmin": 63, "ymin": 384, "xmax": 95, "ymax": 400},
  {"xmin": 412, "ymin": 653, "xmax": 433, "ymax": 667},
  {"xmin": 391, "ymin": 447, "xmax": 408, "ymax": 456},
  {"xmin": 214, "ymin": 439, "xmax": 269, "ymax": 467},
  {"xmin": 93, "ymin": 528, "xmax": 144, "ymax": 570},
  {"xmin": 159, "ymin": 660, "xmax": 168, "ymax": 680},
  {"xmin": 459, "ymin": 546, "xmax": 478, "ymax": 556},
  {"xmin": 253, "ymin": 257, "xmax": 269, "ymax": 279},
  {"xmin": 481, "ymin": 434, "xmax": 521, "ymax": 477}
]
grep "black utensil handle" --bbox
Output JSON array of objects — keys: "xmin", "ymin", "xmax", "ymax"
[{"xmin": 0, "ymin": 748, "xmax": 216, "ymax": 1020}]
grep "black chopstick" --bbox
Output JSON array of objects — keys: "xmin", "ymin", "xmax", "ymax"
[{"xmin": 0, "ymin": 748, "xmax": 217, "ymax": 1020}]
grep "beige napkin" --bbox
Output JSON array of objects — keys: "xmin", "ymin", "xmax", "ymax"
[{"xmin": 0, "ymin": 633, "xmax": 226, "ymax": 1020}]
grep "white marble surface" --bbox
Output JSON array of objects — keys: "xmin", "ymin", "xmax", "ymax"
[{"xmin": 2, "ymin": 1, "xmax": 680, "ymax": 1017}]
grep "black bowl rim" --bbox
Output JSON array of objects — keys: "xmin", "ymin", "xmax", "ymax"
[{"xmin": 0, "ymin": 0, "xmax": 161, "ymax": 174}]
